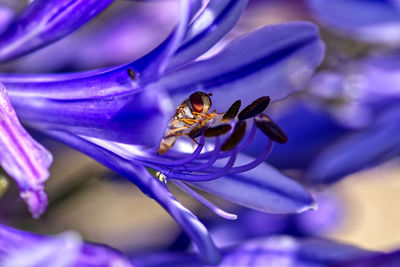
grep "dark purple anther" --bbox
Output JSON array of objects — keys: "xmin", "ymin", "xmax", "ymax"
[
  {"xmin": 221, "ymin": 121, "xmax": 247, "ymax": 151},
  {"xmin": 222, "ymin": 100, "xmax": 241, "ymax": 122},
  {"xmin": 204, "ymin": 124, "xmax": 232, "ymax": 137},
  {"xmin": 254, "ymin": 113, "xmax": 288, "ymax": 144},
  {"xmin": 238, "ymin": 96, "xmax": 270, "ymax": 120}
]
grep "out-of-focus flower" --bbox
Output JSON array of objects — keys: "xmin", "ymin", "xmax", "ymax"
[
  {"xmin": 5, "ymin": 221, "xmax": 397, "ymax": 267},
  {"xmin": 242, "ymin": 0, "xmax": 400, "ymax": 186},
  {"xmin": 0, "ymin": 0, "xmax": 114, "ymax": 62},
  {"xmin": 132, "ymin": 236, "xmax": 400, "ymax": 267},
  {"xmin": 306, "ymin": 0, "xmax": 400, "ymax": 44},
  {"xmin": 0, "ymin": 223, "xmax": 132, "ymax": 267},
  {"xmin": 0, "ymin": 0, "xmax": 325, "ymax": 263},
  {"xmin": 254, "ymin": 54, "xmax": 400, "ymax": 185},
  {"xmin": 0, "ymin": 1, "xmax": 179, "ymax": 73},
  {"xmin": 306, "ymin": 104, "xmax": 400, "ymax": 184}
]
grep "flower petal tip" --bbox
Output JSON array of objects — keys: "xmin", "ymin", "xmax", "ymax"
[
  {"xmin": 20, "ymin": 189, "xmax": 48, "ymax": 219},
  {"xmin": 298, "ymin": 199, "xmax": 318, "ymax": 214},
  {"xmin": 223, "ymin": 213, "xmax": 238, "ymax": 221}
]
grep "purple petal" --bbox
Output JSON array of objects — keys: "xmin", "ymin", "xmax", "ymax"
[
  {"xmin": 307, "ymin": 105, "xmax": 400, "ymax": 185},
  {"xmin": 248, "ymin": 101, "xmax": 348, "ymax": 170},
  {"xmin": 78, "ymin": 243, "xmax": 132, "ymax": 267},
  {"xmin": 149, "ymin": 173, "xmax": 221, "ymax": 265},
  {"xmin": 161, "ymin": 22, "xmax": 325, "ymax": 111},
  {"xmin": 2, "ymin": 1, "xmax": 180, "ymax": 73},
  {"xmin": 306, "ymin": 51, "xmax": 400, "ymax": 104},
  {"xmin": 218, "ymin": 237, "xmax": 374, "ymax": 266},
  {"xmin": 0, "ymin": 224, "xmax": 132, "ymax": 267},
  {"xmin": 341, "ymin": 250, "xmax": 400, "ymax": 267},
  {"xmin": 0, "ymin": 6, "xmax": 13, "ymax": 34},
  {"xmin": 191, "ymin": 153, "xmax": 316, "ymax": 214},
  {"xmin": 0, "ymin": 83, "xmax": 52, "ymax": 218},
  {"xmin": 0, "ymin": 0, "xmax": 199, "ymax": 80},
  {"xmin": 0, "ymin": 0, "xmax": 114, "ymax": 62},
  {"xmin": 392, "ymin": 0, "xmax": 400, "ymax": 10},
  {"xmin": 1, "ymin": 65, "xmax": 140, "ymax": 101},
  {"xmin": 167, "ymin": 0, "xmax": 248, "ymax": 69},
  {"xmin": 9, "ymin": 83, "xmax": 171, "ymax": 146},
  {"xmin": 132, "ymin": 237, "xmax": 378, "ymax": 267},
  {"xmin": 0, "ymin": 0, "xmax": 202, "ymax": 147},
  {"xmin": 131, "ymin": 0, "xmax": 202, "ymax": 80},
  {"xmin": 357, "ymin": 51, "xmax": 400, "ymax": 101},
  {"xmin": 43, "ymin": 130, "xmax": 220, "ymax": 265},
  {"xmin": 295, "ymin": 192, "xmax": 344, "ymax": 236},
  {"xmin": 208, "ymin": 192, "xmax": 343, "ymax": 248},
  {"xmin": 307, "ymin": 0, "xmax": 400, "ymax": 44}
]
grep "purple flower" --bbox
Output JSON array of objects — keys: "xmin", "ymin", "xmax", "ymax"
[
  {"xmin": 306, "ymin": 0, "xmax": 400, "ymax": 44},
  {"xmin": 0, "ymin": 83, "xmax": 52, "ymax": 218},
  {"xmin": 0, "ymin": 0, "xmax": 114, "ymax": 62},
  {"xmin": 0, "ymin": 0, "xmax": 116, "ymax": 218},
  {"xmin": 263, "ymin": 47, "xmax": 400, "ymax": 185},
  {"xmin": 242, "ymin": 0, "xmax": 400, "ymax": 185},
  {"xmin": 132, "ymin": 236, "xmax": 400, "ymax": 267},
  {"xmin": 0, "ymin": 0, "xmax": 325, "ymax": 263},
  {"xmin": 0, "ymin": 223, "xmax": 132, "ymax": 267},
  {"xmin": 306, "ymin": 104, "xmax": 400, "ymax": 184},
  {"xmin": 1, "ymin": 1, "xmax": 180, "ymax": 73},
  {"xmin": 5, "ymin": 223, "xmax": 398, "ymax": 267}
]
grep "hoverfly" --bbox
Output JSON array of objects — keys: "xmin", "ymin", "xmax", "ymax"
[
  {"xmin": 158, "ymin": 92, "xmax": 220, "ymax": 154},
  {"xmin": 157, "ymin": 91, "xmax": 281, "ymax": 154}
]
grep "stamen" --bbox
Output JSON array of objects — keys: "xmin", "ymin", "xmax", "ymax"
[
  {"xmin": 238, "ymin": 96, "xmax": 270, "ymax": 120},
  {"xmin": 255, "ymin": 113, "xmax": 288, "ymax": 144},
  {"xmin": 198, "ymin": 122, "xmax": 257, "ymax": 159},
  {"xmin": 221, "ymin": 121, "xmax": 247, "ymax": 151},
  {"xmin": 137, "ymin": 135, "xmax": 206, "ymax": 165},
  {"xmin": 165, "ymin": 148, "xmax": 238, "ymax": 181},
  {"xmin": 204, "ymin": 124, "xmax": 232, "ymax": 137},
  {"xmin": 222, "ymin": 100, "xmax": 241, "ymax": 122},
  {"xmin": 173, "ymin": 180, "xmax": 237, "ymax": 220},
  {"xmin": 190, "ymin": 137, "xmax": 221, "ymax": 171},
  {"xmin": 145, "ymin": 137, "xmax": 220, "ymax": 174},
  {"xmin": 235, "ymin": 121, "xmax": 257, "ymax": 152},
  {"xmin": 160, "ymin": 137, "xmax": 221, "ymax": 172},
  {"xmin": 229, "ymin": 138, "xmax": 274, "ymax": 174}
]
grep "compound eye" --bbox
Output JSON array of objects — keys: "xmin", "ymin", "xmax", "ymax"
[{"xmin": 189, "ymin": 92, "xmax": 204, "ymax": 113}]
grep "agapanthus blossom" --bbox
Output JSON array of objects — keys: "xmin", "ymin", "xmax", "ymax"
[
  {"xmin": 3, "ymin": 223, "xmax": 400, "ymax": 267},
  {"xmin": 306, "ymin": 0, "xmax": 400, "ymax": 44},
  {"xmin": 302, "ymin": 0, "xmax": 400, "ymax": 184},
  {"xmin": 0, "ymin": 0, "xmax": 324, "ymax": 263},
  {"xmin": 132, "ymin": 236, "xmax": 400, "ymax": 267},
  {"xmin": 0, "ymin": 223, "xmax": 132, "ymax": 267}
]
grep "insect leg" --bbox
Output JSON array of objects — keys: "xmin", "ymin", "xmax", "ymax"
[
  {"xmin": 181, "ymin": 118, "xmax": 199, "ymax": 124},
  {"xmin": 169, "ymin": 125, "xmax": 192, "ymax": 133}
]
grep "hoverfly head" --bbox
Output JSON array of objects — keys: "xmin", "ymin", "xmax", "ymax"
[{"xmin": 189, "ymin": 91, "xmax": 212, "ymax": 113}]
